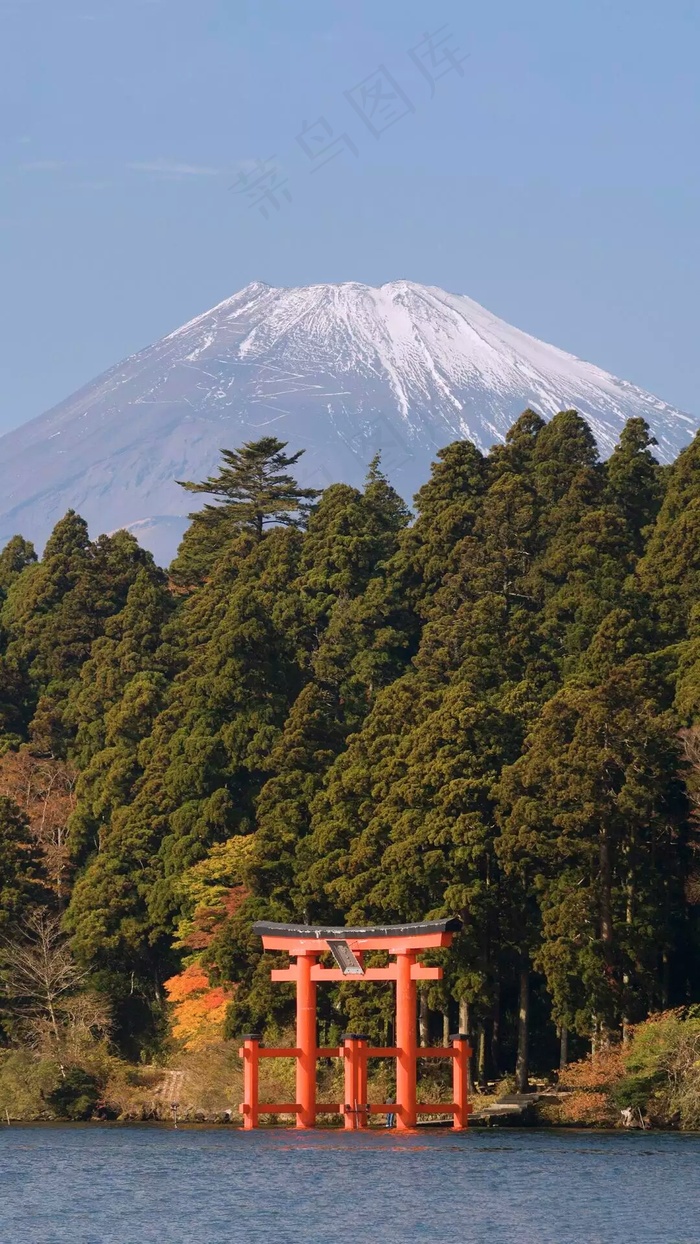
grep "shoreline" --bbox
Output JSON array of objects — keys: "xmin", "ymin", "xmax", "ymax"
[{"xmin": 2, "ymin": 1118, "xmax": 697, "ymax": 1134}]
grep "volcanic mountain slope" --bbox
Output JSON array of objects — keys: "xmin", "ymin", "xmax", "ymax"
[{"xmin": 0, "ymin": 280, "xmax": 694, "ymax": 564}]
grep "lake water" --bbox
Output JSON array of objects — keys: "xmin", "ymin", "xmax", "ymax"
[{"xmin": 0, "ymin": 1125, "xmax": 698, "ymax": 1244}]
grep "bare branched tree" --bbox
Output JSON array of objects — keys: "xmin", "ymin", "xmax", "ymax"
[
  {"xmin": 0, "ymin": 909, "xmax": 85, "ymax": 1040},
  {"xmin": 0, "ymin": 909, "xmax": 109, "ymax": 1060}
]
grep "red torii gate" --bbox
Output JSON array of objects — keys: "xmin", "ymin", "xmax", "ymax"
[{"xmin": 239, "ymin": 918, "xmax": 471, "ymax": 1131}]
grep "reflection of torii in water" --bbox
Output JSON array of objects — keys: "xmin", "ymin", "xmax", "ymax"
[{"xmin": 239, "ymin": 919, "xmax": 471, "ymax": 1132}]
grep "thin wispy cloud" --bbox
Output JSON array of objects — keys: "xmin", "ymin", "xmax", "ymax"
[
  {"xmin": 20, "ymin": 160, "xmax": 71, "ymax": 172},
  {"xmin": 127, "ymin": 159, "xmax": 222, "ymax": 178}
]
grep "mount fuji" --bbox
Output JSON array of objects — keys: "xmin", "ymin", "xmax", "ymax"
[{"xmin": 0, "ymin": 280, "xmax": 695, "ymax": 565}]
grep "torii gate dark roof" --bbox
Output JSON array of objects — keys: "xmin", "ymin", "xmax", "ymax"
[
  {"xmin": 252, "ymin": 918, "xmax": 462, "ymax": 954},
  {"xmin": 253, "ymin": 919, "xmax": 461, "ymax": 939}
]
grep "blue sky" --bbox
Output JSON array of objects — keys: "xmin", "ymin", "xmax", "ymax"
[{"xmin": 1, "ymin": 0, "xmax": 698, "ymax": 434}]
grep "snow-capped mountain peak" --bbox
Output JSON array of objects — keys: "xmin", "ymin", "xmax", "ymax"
[{"xmin": 0, "ymin": 280, "xmax": 694, "ymax": 564}]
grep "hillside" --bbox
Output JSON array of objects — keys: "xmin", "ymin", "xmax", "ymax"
[{"xmin": 0, "ymin": 414, "xmax": 699, "ymax": 1117}]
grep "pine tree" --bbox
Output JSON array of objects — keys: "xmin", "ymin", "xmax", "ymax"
[{"xmin": 171, "ymin": 438, "xmax": 321, "ymax": 584}]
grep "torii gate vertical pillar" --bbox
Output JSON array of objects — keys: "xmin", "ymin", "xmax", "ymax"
[
  {"xmin": 395, "ymin": 951, "xmax": 417, "ymax": 1130},
  {"xmin": 296, "ymin": 951, "xmax": 318, "ymax": 1128}
]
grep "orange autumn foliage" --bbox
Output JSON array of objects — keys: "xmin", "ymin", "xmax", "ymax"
[
  {"xmin": 177, "ymin": 885, "xmax": 248, "ymax": 953},
  {"xmin": 164, "ymin": 963, "xmax": 234, "ymax": 1051},
  {"xmin": 558, "ymin": 1044, "xmax": 626, "ymax": 1124}
]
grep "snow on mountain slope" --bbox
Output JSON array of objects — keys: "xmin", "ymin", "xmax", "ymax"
[{"xmin": 0, "ymin": 280, "xmax": 695, "ymax": 564}]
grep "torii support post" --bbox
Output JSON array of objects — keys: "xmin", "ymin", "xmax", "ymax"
[
  {"xmin": 451, "ymin": 1033, "xmax": 471, "ymax": 1130},
  {"xmin": 243, "ymin": 918, "xmax": 468, "ymax": 1130},
  {"xmin": 395, "ymin": 952, "xmax": 417, "ymax": 1131},
  {"xmin": 342, "ymin": 1033, "xmax": 369, "ymax": 1130},
  {"xmin": 240, "ymin": 1034, "xmax": 261, "ymax": 1130},
  {"xmin": 296, "ymin": 952, "xmax": 318, "ymax": 1129}
]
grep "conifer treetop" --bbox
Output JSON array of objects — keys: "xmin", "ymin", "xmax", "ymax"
[
  {"xmin": 177, "ymin": 437, "xmax": 322, "ymax": 538},
  {"xmin": 0, "ymin": 535, "xmax": 37, "ymax": 593}
]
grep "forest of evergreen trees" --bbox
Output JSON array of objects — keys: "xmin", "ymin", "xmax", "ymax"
[{"xmin": 1, "ymin": 411, "xmax": 700, "ymax": 1089}]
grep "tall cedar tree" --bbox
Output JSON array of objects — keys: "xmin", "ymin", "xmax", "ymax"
[
  {"xmin": 0, "ymin": 536, "xmax": 37, "ymax": 595},
  {"xmin": 635, "ymin": 432, "xmax": 700, "ymax": 641},
  {"xmin": 65, "ymin": 565, "xmax": 176, "ymax": 866},
  {"xmin": 497, "ymin": 654, "xmax": 688, "ymax": 1039}
]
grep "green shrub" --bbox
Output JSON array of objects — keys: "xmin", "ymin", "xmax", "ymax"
[
  {"xmin": 616, "ymin": 1009, "xmax": 700, "ymax": 1128},
  {"xmin": 0, "ymin": 1050, "xmax": 60, "ymax": 1119},
  {"xmin": 45, "ymin": 1067, "xmax": 101, "ymax": 1120},
  {"xmin": 613, "ymin": 1073, "xmax": 661, "ymax": 1111}
]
